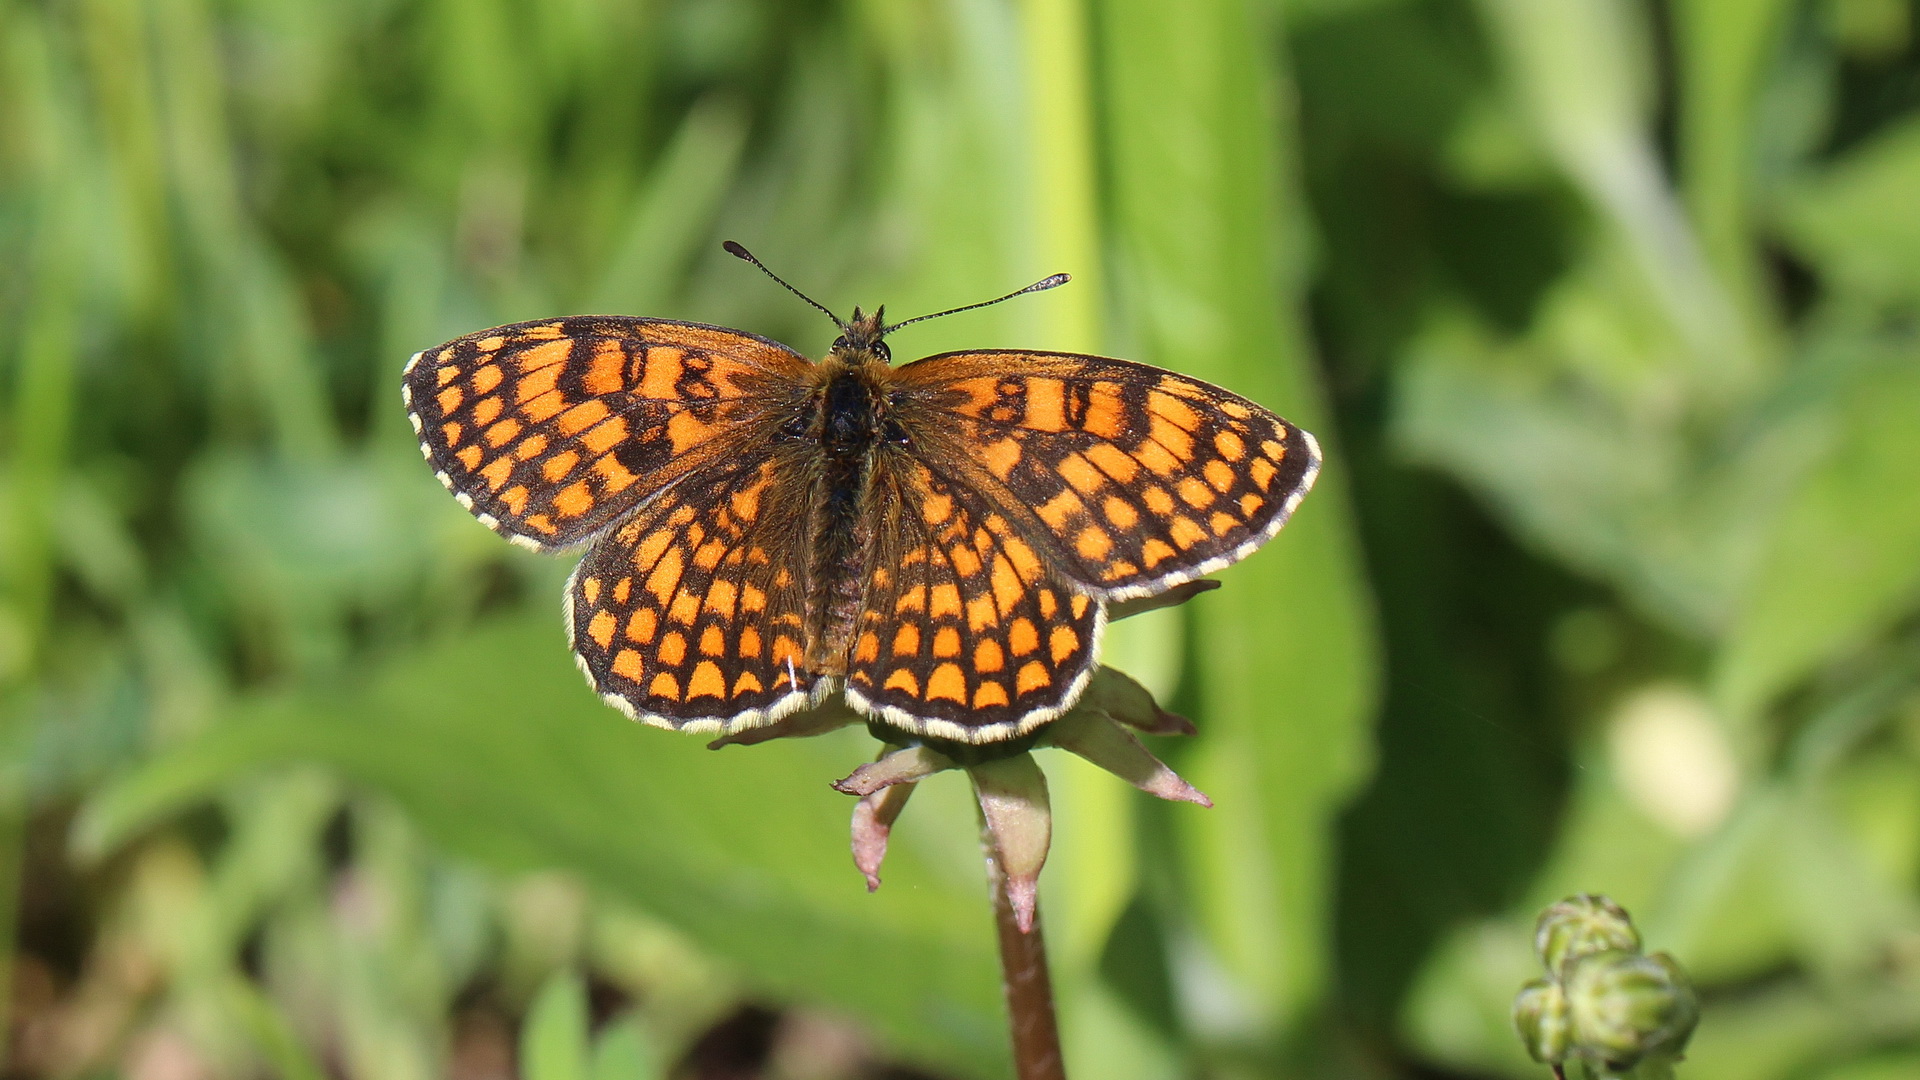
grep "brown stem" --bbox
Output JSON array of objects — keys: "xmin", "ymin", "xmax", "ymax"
[{"xmin": 983, "ymin": 821, "xmax": 1066, "ymax": 1080}]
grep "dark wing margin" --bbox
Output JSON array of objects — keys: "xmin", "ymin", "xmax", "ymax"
[
  {"xmin": 403, "ymin": 316, "xmax": 811, "ymax": 552},
  {"xmin": 890, "ymin": 350, "xmax": 1319, "ymax": 601}
]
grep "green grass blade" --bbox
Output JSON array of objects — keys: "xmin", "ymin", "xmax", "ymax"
[{"xmin": 1098, "ymin": 0, "xmax": 1380, "ymax": 1041}]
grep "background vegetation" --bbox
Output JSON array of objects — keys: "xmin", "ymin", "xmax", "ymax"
[{"xmin": 2, "ymin": 0, "xmax": 1919, "ymax": 1077}]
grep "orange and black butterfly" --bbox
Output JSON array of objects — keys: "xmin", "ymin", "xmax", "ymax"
[{"xmin": 403, "ymin": 243, "xmax": 1318, "ymax": 744}]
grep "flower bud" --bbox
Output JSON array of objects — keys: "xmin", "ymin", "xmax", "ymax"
[
  {"xmin": 1535, "ymin": 894, "xmax": 1640, "ymax": 976},
  {"xmin": 1563, "ymin": 949, "xmax": 1698, "ymax": 1069},
  {"xmin": 1511, "ymin": 977, "xmax": 1570, "ymax": 1065},
  {"xmin": 968, "ymin": 755, "xmax": 1052, "ymax": 933}
]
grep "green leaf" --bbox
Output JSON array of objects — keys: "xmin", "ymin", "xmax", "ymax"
[
  {"xmin": 590, "ymin": 1017, "xmax": 662, "ymax": 1080},
  {"xmin": 586, "ymin": 96, "xmax": 750, "ymax": 315},
  {"xmin": 523, "ymin": 970, "xmax": 592, "ymax": 1080},
  {"xmin": 222, "ymin": 974, "xmax": 331, "ymax": 1080},
  {"xmin": 1672, "ymin": 0, "xmax": 1795, "ymax": 337},
  {"xmin": 1778, "ymin": 117, "xmax": 1920, "ymax": 301},
  {"xmin": 1392, "ymin": 255, "xmax": 1821, "ymax": 638},
  {"xmin": 1008, "ymin": 4, "xmax": 1171, "ymax": 1073},
  {"xmin": 76, "ymin": 615, "xmax": 1009, "ymax": 1079},
  {"xmin": 1282, "ymin": 0, "xmax": 1417, "ymax": 26},
  {"xmin": 1675, "ymin": 979, "xmax": 1851, "ymax": 1080},
  {"xmin": 1715, "ymin": 348, "xmax": 1920, "ymax": 719},
  {"xmin": 1473, "ymin": 0, "xmax": 1757, "ymax": 394},
  {"xmin": 1810, "ymin": 1052, "xmax": 1920, "ymax": 1080}
]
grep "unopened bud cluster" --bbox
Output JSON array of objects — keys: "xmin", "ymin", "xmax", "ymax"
[{"xmin": 1513, "ymin": 895, "xmax": 1698, "ymax": 1078}]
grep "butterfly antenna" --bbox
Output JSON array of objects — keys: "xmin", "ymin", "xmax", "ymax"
[
  {"xmin": 882, "ymin": 273, "xmax": 1071, "ymax": 334},
  {"xmin": 723, "ymin": 241, "xmax": 847, "ymax": 330}
]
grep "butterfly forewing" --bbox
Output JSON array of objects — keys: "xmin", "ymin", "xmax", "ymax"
[
  {"xmin": 845, "ymin": 457, "xmax": 1103, "ymax": 742},
  {"xmin": 891, "ymin": 351, "xmax": 1319, "ymax": 600},
  {"xmin": 566, "ymin": 453, "xmax": 824, "ymax": 731},
  {"xmin": 403, "ymin": 317, "xmax": 811, "ymax": 551}
]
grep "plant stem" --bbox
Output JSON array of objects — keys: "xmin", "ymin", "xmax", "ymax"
[{"xmin": 983, "ymin": 824, "xmax": 1065, "ymax": 1080}]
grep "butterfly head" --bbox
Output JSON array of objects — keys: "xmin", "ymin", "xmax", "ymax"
[{"xmin": 832, "ymin": 307, "xmax": 893, "ymax": 364}]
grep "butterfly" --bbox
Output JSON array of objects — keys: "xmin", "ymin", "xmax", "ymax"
[{"xmin": 402, "ymin": 243, "xmax": 1319, "ymax": 745}]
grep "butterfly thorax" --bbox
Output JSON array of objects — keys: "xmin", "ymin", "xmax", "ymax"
[{"xmin": 802, "ymin": 349, "xmax": 896, "ymax": 673}]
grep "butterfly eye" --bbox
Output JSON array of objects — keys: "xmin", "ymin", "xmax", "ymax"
[
  {"xmin": 832, "ymin": 336, "xmax": 850, "ymax": 352},
  {"xmin": 873, "ymin": 341, "xmax": 892, "ymax": 363}
]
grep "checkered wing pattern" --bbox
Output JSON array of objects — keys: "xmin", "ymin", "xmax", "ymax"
[
  {"xmin": 566, "ymin": 452, "xmax": 824, "ymax": 731},
  {"xmin": 403, "ymin": 317, "xmax": 811, "ymax": 551},
  {"xmin": 844, "ymin": 458, "xmax": 1103, "ymax": 741},
  {"xmin": 893, "ymin": 351, "xmax": 1320, "ymax": 601}
]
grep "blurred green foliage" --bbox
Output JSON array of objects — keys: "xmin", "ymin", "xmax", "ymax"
[{"xmin": 1, "ymin": 0, "xmax": 1918, "ymax": 1077}]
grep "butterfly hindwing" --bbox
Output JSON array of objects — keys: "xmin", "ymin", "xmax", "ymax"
[
  {"xmin": 891, "ymin": 350, "xmax": 1319, "ymax": 600},
  {"xmin": 566, "ymin": 452, "xmax": 824, "ymax": 731},
  {"xmin": 844, "ymin": 456, "xmax": 1103, "ymax": 742},
  {"xmin": 403, "ymin": 316, "xmax": 811, "ymax": 551}
]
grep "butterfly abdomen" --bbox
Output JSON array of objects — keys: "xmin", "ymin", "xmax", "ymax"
[{"xmin": 803, "ymin": 362, "xmax": 889, "ymax": 671}]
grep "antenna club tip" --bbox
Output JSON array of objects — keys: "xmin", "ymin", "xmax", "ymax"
[
  {"xmin": 722, "ymin": 240, "xmax": 750, "ymax": 259},
  {"xmin": 1043, "ymin": 273, "xmax": 1070, "ymax": 288}
]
